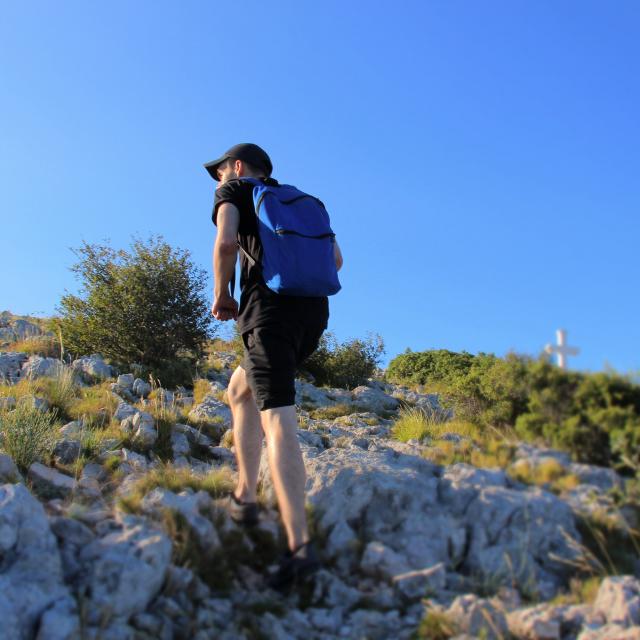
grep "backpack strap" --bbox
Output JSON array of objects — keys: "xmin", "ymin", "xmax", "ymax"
[
  {"xmin": 229, "ymin": 242, "xmax": 259, "ymax": 298},
  {"xmin": 228, "ymin": 177, "xmax": 264, "ymax": 298}
]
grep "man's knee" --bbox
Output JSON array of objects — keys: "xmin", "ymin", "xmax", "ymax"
[{"xmin": 227, "ymin": 367, "xmax": 254, "ymax": 405}]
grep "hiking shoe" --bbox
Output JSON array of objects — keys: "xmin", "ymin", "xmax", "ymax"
[
  {"xmin": 267, "ymin": 540, "xmax": 321, "ymax": 592},
  {"xmin": 227, "ymin": 493, "xmax": 259, "ymax": 527}
]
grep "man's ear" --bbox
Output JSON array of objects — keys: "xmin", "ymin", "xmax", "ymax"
[{"xmin": 234, "ymin": 159, "xmax": 244, "ymax": 177}]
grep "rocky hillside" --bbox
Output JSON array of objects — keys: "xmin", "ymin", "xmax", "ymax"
[{"xmin": 0, "ymin": 342, "xmax": 639, "ymax": 639}]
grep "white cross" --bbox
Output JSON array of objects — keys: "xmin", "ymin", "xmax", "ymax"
[{"xmin": 544, "ymin": 329, "xmax": 579, "ymax": 370}]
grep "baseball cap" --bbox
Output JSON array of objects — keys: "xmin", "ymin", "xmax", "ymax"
[{"xmin": 203, "ymin": 143, "xmax": 273, "ymax": 181}]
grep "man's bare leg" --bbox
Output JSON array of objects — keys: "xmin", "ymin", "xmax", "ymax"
[
  {"xmin": 227, "ymin": 366, "xmax": 263, "ymax": 503},
  {"xmin": 261, "ymin": 405, "xmax": 309, "ymax": 551}
]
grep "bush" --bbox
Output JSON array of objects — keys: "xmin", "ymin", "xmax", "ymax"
[
  {"xmin": 301, "ymin": 332, "xmax": 384, "ymax": 390},
  {"xmin": 387, "ymin": 348, "xmax": 640, "ymax": 468},
  {"xmin": 54, "ymin": 236, "xmax": 215, "ymax": 387},
  {"xmin": 0, "ymin": 401, "xmax": 58, "ymax": 471}
]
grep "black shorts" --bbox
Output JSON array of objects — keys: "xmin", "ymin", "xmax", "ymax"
[{"xmin": 241, "ymin": 317, "xmax": 327, "ymax": 411}]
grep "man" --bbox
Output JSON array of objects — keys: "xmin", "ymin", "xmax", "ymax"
[{"xmin": 204, "ymin": 143, "xmax": 343, "ymax": 590}]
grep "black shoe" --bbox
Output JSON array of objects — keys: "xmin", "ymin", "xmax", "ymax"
[
  {"xmin": 267, "ymin": 540, "xmax": 321, "ymax": 592},
  {"xmin": 228, "ymin": 492, "xmax": 259, "ymax": 527}
]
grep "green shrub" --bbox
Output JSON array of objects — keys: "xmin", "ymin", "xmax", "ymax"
[
  {"xmin": 0, "ymin": 401, "xmax": 58, "ymax": 471},
  {"xmin": 387, "ymin": 348, "xmax": 640, "ymax": 468},
  {"xmin": 54, "ymin": 236, "xmax": 215, "ymax": 387},
  {"xmin": 301, "ymin": 332, "xmax": 384, "ymax": 389}
]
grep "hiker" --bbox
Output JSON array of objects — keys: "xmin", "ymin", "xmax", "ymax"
[{"xmin": 204, "ymin": 143, "xmax": 343, "ymax": 590}]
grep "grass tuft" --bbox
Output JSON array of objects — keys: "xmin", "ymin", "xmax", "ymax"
[
  {"xmin": 118, "ymin": 464, "xmax": 234, "ymax": 514},
  {"xmin": 0, "ymin": 400, "xmax": 59, "ymax": 471}
]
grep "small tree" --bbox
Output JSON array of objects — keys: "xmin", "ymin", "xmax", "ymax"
[
  {"xmin": 55, "ymin": 236, "xmax": 214, "ymax": 386},
  {"xmin": 302, "ymin": 332, "xmax": 385, "ymax": 389}
]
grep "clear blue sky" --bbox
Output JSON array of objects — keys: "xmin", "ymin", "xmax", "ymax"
[{"xmin": 2, "ymin": 1, "xmax": 639, "ymax": 373}]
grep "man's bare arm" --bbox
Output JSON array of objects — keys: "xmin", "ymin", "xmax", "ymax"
[
  {"xmin": 334, "ymin": 239, "xmax": 344, "ymax": 272},
  {"xmin": 212, "ymin": 202, "xmax": 240, "ymax": 321}
]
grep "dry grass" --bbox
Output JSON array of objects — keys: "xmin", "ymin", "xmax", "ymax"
[
  {"xmin": 68, "ymin": 382, "xmax": 118, "ymax": 428},
  {"xmin": 193, "ymin": 379, "xmax": 212, "ymax": 405},
  {"xmin": 118, "ymin": 463, "xmax": 234, "ymax": 514},
  {"xmin": 392, "ymin": 407, "xmax": 479, "ymax": 443},
  {"xmin": 7, "ymin": 335, "xmax": 61, "ymax": 358},
  {"xmin": 0, "ymin": 400, "xmax": 59, "ymax": 471},
  {"xmin": 309, "ymin": 403, "xmax": 355, "ymax": 420},
  {"xmin": 414, "ymin": 609, "xmax": 458, "ymax": 640},
  {"xmin": 0, "ymin": 367, "xmax": 79, "ymax": 416},
  {"xmin": 550, "ymin": 575, "xmax": 602, "ymax": 606},
  {"xmin": 507, "ymin": 458, "xmax": 581, "ymax": 493}
]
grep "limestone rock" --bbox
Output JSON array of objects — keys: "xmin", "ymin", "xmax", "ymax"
[
  {"xmin": 59, "ymin": 421, "xmax": 83, "ymax": 439},
  {"xmin": 0, "ymin": 453, "xmax": 22, "ymax": 483},
  {"xmin": 188, "ymin": 396, "xmax": 232, "ymax": 426},
  {"xmin": 174, "ymin": 423, "xmax": 213, "ymax": 447},
  {"xmin": 27, "ymin": 463, "xmax": 77, "ymax": 499},
  {"xmin": 0, "ymin": 483, "xmax": 79, "ymax": 639},
  {"xmin": 446, "ymin": 594, "xmax": 509, "ymax": 640},
  {"xmin": 351, "ymin": 385, "xmax": 400, "ymax": 413},
  {"xmin": 295, "ymin": 380, "xmax": 332, "ymax": 407},
  {"xmin": 113, "ymin": 401, "xmax": 138, "ymax": 422},
  {"xmin": 71, "ymin": 354, "xmax": 113, "ymax": 382},
  {"xmin": 142, "ymin": 487, "xmax": 220, "ymax": 550},
  {"xmin": 21, "ymin": 356, "xmax": 64, "ymax": 380},
  {"xmin": 78, "ymin": 520, "xmax": 172, "ymax": 623},
  {"xmin": 593, "ymin": 576, "xmax": 640, "ymax": 626},
  {"xmin": 171, "ymin": 430, "xmax": 191, "ymax": 458},
  {"xmin": 53, "ymin": 439, "xmax": 81, "ymax": 464},
  {"xmin": 361, "ymin": 541, "xmax": 411, "ymax": 580},
  {"xmin": 0, "ymin": 351, "xmax": 28, "ymax": 383},
  {"xmin": 577, "ymin": 625, "xmax": 640, "ymax": 640},
  {"xmin": 568, "ymin": 462, "xmax": 624, "ymax": 491},
  {"xmin": 117, "ymin": 373, "xmax": 135, "ymax": 390},
  {"xmin": 133, "ymin": 378, "xmax": 152, "ymax": 398},
  {"xmin": 392, "ymin": 562, "xmax": 446, "ymax": 600}
]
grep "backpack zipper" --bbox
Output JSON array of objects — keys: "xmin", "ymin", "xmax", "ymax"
[
  {"xmin": 275, "ymin": 229, "xmax": 335, "ymax": 240},
  {"xmin": 255, "ymin": 192, "xmax": 323, "ymax": 215}
]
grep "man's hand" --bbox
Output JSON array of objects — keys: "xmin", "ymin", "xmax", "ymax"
[{"xmin": 211, "ymin": 292, "xmax": 239, "ymax": 322}]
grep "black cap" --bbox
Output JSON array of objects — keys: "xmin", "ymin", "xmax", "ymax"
[{"xmin": 203, "ymin": 143, "xmax": 273, "ymax": 181}]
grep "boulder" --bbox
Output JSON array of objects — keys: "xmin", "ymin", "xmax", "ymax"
[
  {"xmin": 141, "ymin": 487, "xmax": 220, "ymax": 550},
  {"xmin": 0, "ymin": 351, "xmax": 28, "ymax": 383},
  {"xmin": 568, "ymin": 463, "xmax": 624, "ymax": 492},
  {"xmin": 174, "ymin": 423, "xmax": 213, "ymax": 447},
  {"xmin": 71, "ymin": 354, "xmax": 113, "ymax": 382},
  {"xmin": 0, "ymin": 483, "xmax": 79, "ymax": 638},
  {"xmin": 27, "ymin": 463, "xmax": 77, "ymax": 499},
  {"xmin": 53, "ymin": 439, "xmax": 81, "ymax": 464},
  {"xmin": 59, "ymin": 421, "xmax": 83, "ymax": 439},
  {"xmin": 295, "ymin": 380, "xmax": 332, "ymax": 407},
  {"xmin": 171, "ymin": 431, "xmax": 191, "ymax": 458},
  {"xmin": 121, "ymin": 412, "xmax": 157, "ymax": 449},
  {"xmin": 21, "ymin": 356, "xmax": 64, "ymax": 380},
  {"xmin": 188, "ymin": 396, "xmax": 232, "ymax": 427},
  {"xmin": 78, "ymin": 520, "xmax": 172, "ymax": 624},
  {"xmin": 0, "ymin": 453, "xmax": 22, "ymax": 483},
  {"xmin": 446, "ymin": 594, "xmax": 510, "ymax": 640},
  {"xmin": 593, "ymin": 576, "xmax": 640, "ymax": 626},
  {"xmin": 132, "ymin": 378, "xmax": 152, "ymax": 398},
  {"xmin": 351, "ymin": 385, "xmax": 400, "ymax": 413}
]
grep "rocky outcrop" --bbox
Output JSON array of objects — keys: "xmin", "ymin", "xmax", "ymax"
[{"xmin": 0, "ymin": 483, "xmax": 79, "ymax": 639}]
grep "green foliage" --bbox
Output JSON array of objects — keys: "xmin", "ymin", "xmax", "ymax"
[
  {"xmin": 387, "ymin": 348, "xmax": 640, "ymax": 468},
  {"xmin": 55, "ymin": 236, "xmax": 214, "ymax": 387},
  {"xmin": 301, "ymin": 332, "xmax": 385, "ymax": 390},
  {"xmin": 0, "ymin": 401, "xmax": 58, "ymax": 471}
]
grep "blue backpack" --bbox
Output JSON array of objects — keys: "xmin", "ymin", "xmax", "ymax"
[{"xmin": 235, "ymin": 177, "xmax": 341, "ymax": 297}]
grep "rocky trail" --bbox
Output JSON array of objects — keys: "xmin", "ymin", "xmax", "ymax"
[{"xmin": 0, "ymin": 345, "xmax": 639, "ymax": 639}]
